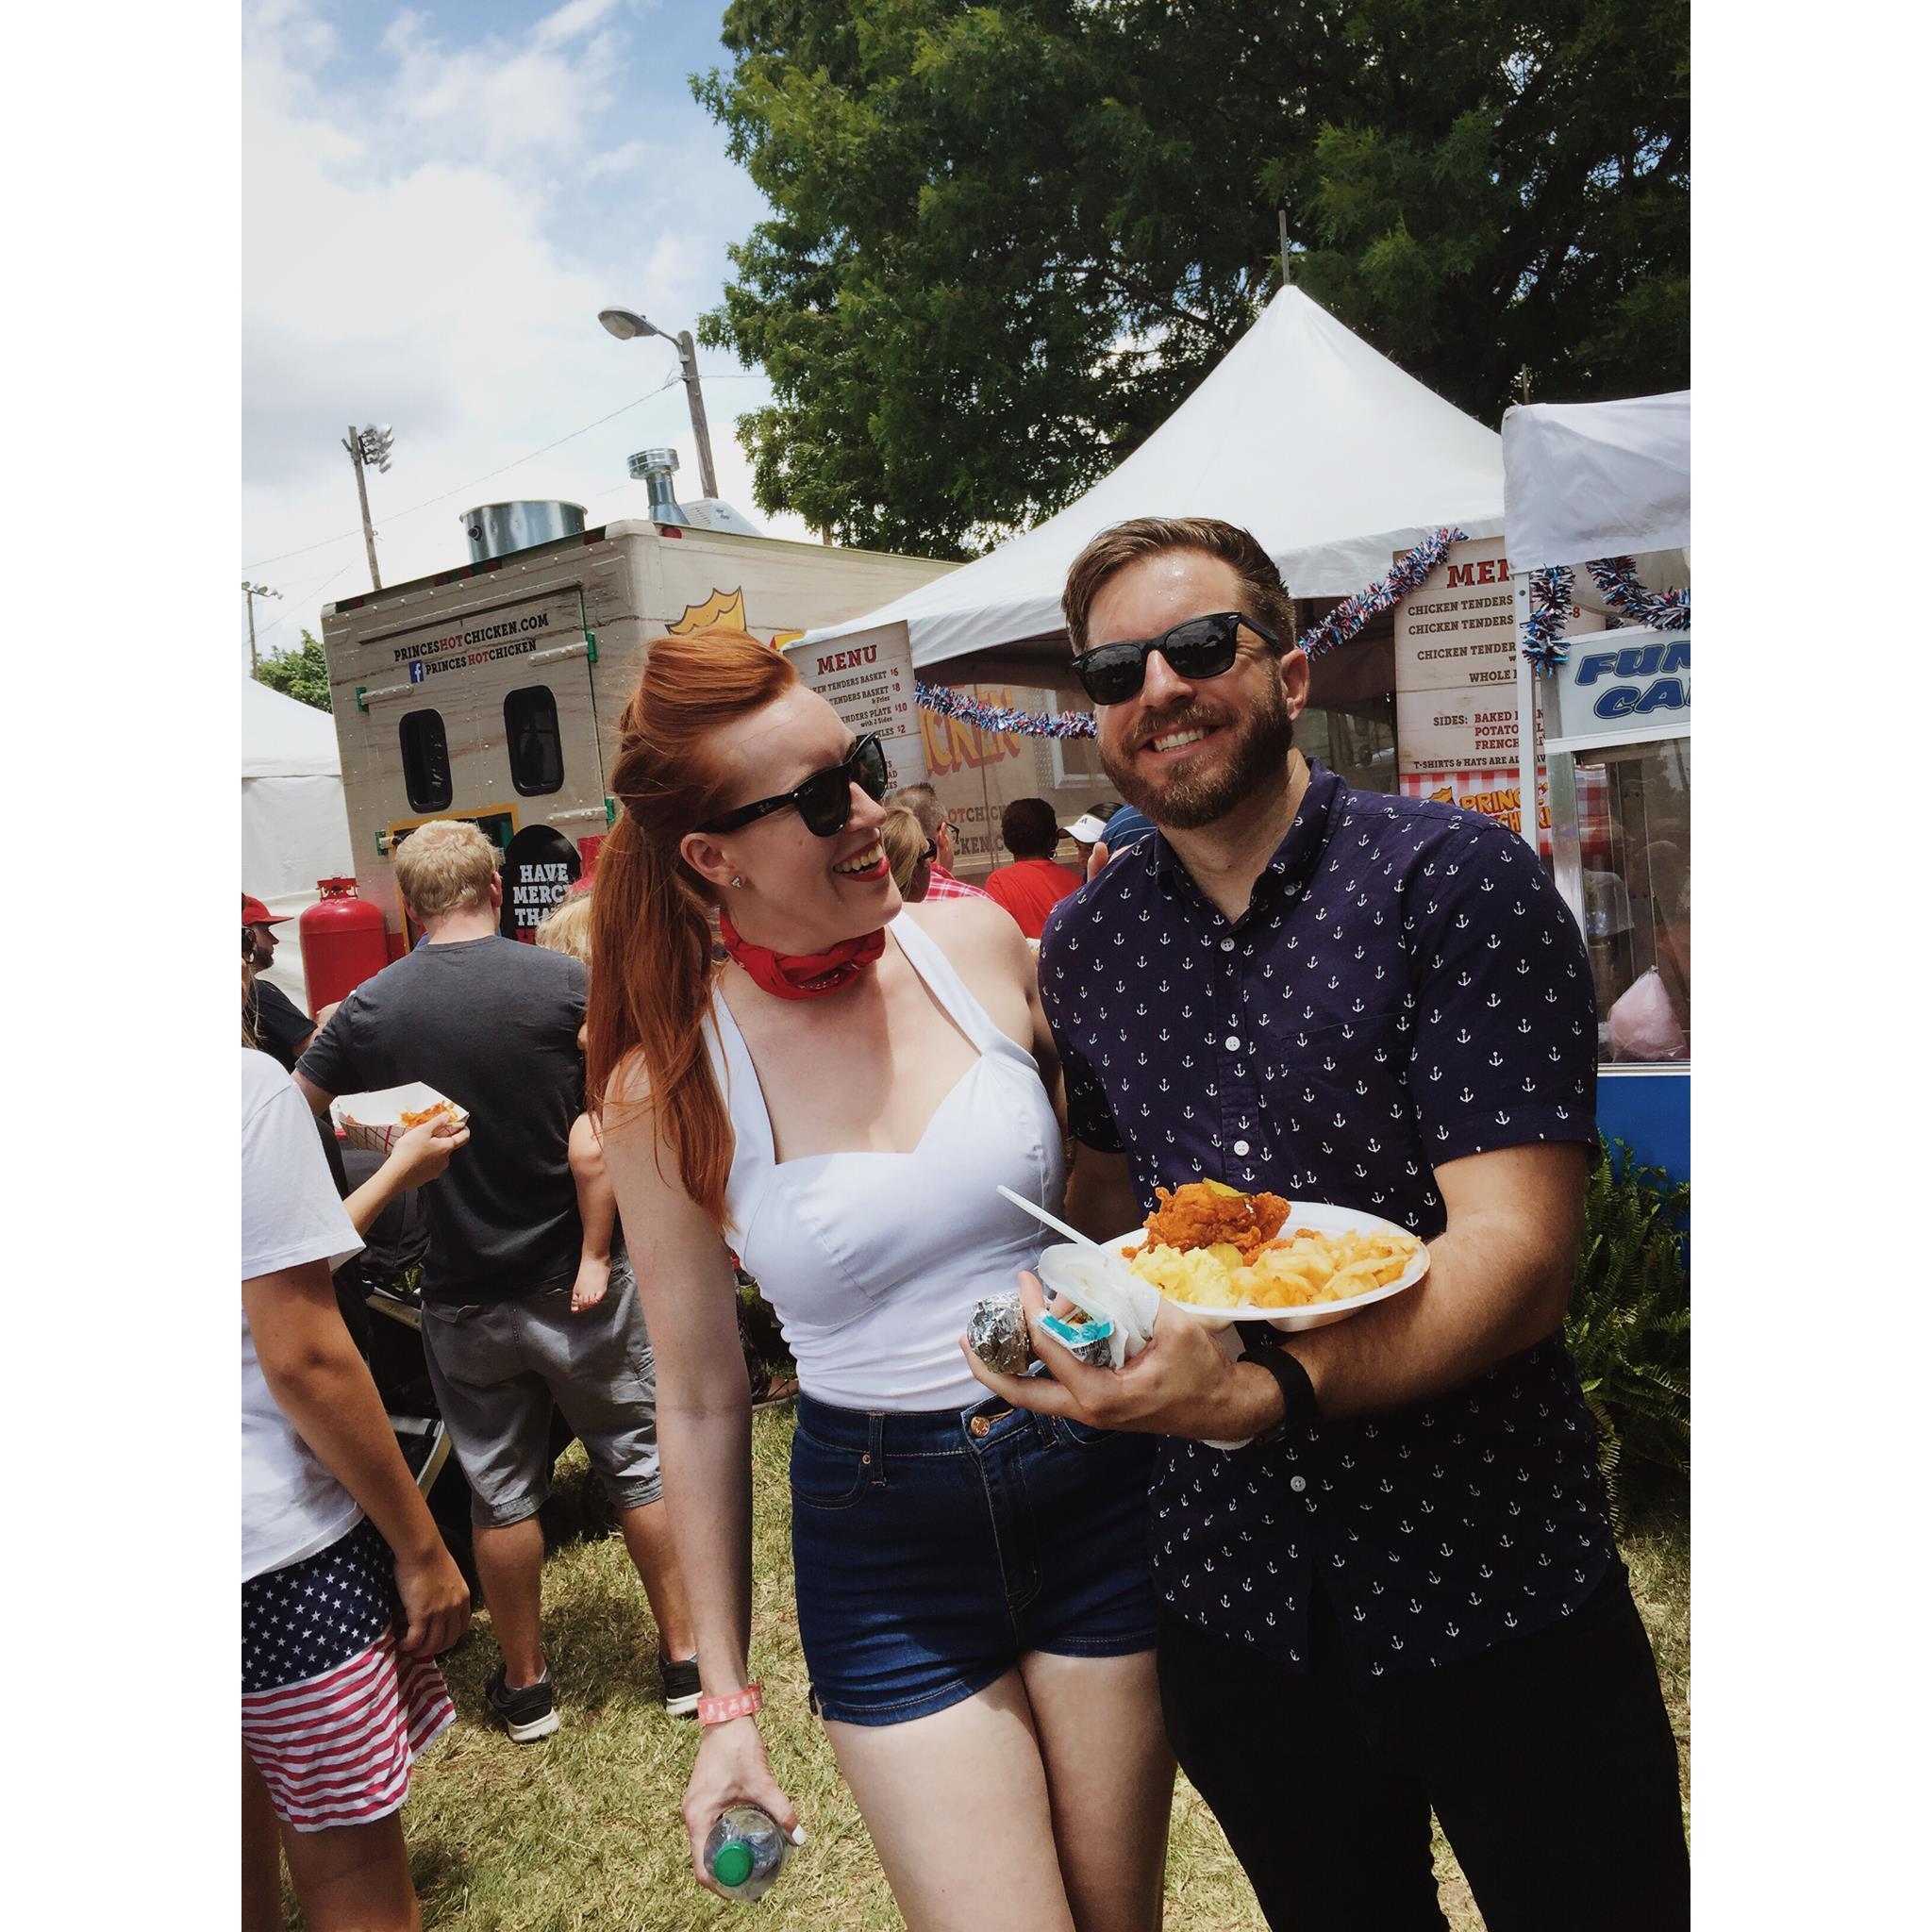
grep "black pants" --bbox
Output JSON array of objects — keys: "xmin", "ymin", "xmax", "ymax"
[{"xmin": 1158, "ymin": 1564, "xmax": 1688, "ymax": 1931}]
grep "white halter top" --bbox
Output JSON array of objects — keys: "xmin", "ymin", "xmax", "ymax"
[{"xmin": 706, "ymin": 914, "xmax": 1064, "ymax": 1410}]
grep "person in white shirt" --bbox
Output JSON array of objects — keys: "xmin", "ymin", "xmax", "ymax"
[
  {"xmin": 242, "ymin": 1049, "xmax": 471, "ymax": 1932},
  {"xmin": 585, "ymin": 629, "xmax": 1173, "ymax": 1928}
]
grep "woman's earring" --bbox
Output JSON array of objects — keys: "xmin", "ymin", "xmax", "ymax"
[{"xmin": 730, "ymin": 875, "xmax": 744, "ymax": 889}]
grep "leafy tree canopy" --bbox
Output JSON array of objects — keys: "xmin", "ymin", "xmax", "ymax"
[
  {"xmin": 694, "ymin": 0, "xmax": 1689, "ymax": 558},
  {"xmin": 254, "ymin": 629, "xmax": 333, "ymax": 712}
]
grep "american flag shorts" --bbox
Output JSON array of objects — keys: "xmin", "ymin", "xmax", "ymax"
[{"xmin": 242, "ymin": 1518, "xmax": 455, "ymax": 1832}]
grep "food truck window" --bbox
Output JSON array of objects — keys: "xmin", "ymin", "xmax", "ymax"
[
  {"xmin": 504, "ymin": 686, "xmax": 565, "ymax": 796},
  {"xmin": 398, "ymin": 708, "xmax": 453, "ymax": 813},
  {"xmin": 1575, "ymin": 738, "xmax": 1690, "ymax": 1063}
]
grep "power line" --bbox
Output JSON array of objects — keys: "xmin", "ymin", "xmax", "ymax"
[
  {"xmin": 239, "ymin": 382, "xmax": 670, "ymax": 568},
  {"xmin": 241, "ymin": 370, "xmax": 762, "ymax": 571},
  {"xmin": 249, "ymin": 561, "xmax": 358, "ymax": 651}
]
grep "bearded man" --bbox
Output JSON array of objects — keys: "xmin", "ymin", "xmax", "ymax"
[{"xmin": 968, "ymin": 517, "xmax": 1688, "ymax": 1930}]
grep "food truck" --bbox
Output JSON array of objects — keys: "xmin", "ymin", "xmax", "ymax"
[{"xmin": 317, "ymin": 464, "xmax": 957, "ymax": 955}]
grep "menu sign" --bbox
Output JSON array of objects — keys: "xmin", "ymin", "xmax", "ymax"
[
  {"xmin": 1392, "ymin": 537, "xmax": 1522, "ymax": 695},
  {"xmin": 1393, "ymin": 689, "xmax": 1541, "ymax": 776},
  {"xmin": 788, "ymin": 624, "xmax": 928, "ymax": 790},
  {"xmin": 1393, "ymin": 535, "xmax": 1599, "ymax": 780}
]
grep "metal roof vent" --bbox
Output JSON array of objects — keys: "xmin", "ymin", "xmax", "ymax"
[
  {"xmin": 459, "ymin": 500, "xmax": 586, "ymax": 563},
  {"xmin": 628, "ymin": 447, "xmax": 691, "ymax": 526}
]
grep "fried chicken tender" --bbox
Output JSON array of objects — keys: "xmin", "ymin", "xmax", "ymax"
[{"xmin": 1141, "ymin": 1180, "xmax": 1291, "ymax": 1264}]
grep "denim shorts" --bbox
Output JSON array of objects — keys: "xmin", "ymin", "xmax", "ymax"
[{"xmin": 789, "ymin": 1388, "xmax": 1158, "ymax": 1727}]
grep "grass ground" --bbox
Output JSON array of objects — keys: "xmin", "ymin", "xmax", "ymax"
[{"xmin": 302, "ymin": 1415, "xmax": 1688, "ymax": 1930}]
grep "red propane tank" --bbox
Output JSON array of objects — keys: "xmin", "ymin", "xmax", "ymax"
[{"xmin": 299, "ymin": 877, "xmax": 391, "ymax": 1014}]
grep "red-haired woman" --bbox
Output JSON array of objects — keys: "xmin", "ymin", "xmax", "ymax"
[{"xmin": 589, "ymin": 632, "xmax": 1172, "ymax": 1929}]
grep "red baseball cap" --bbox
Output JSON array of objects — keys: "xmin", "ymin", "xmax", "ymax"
[{"xmin": 242, "ymin": 894, "xmax": 291, "ymax": 926}]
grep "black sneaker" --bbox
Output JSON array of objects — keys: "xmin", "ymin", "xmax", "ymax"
[
  {"xmin": 486, "ymin": 1664, "xmax": 559, "ymax": 1742},
  {"xmin": 659, "ymin": 1651, "xmax": 701, "ymax": 1719}
]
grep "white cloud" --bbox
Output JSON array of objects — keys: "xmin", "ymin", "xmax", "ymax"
[
  {"xmin": 377, "ymin": 11, "xmax": 625, "ymax": 169},
  {"xmin": 532, "ymin": 0, "xmax": 632, "ymax": 51},
  {"xmin": 582, "ymin": 138, "xmax": 648, "ymax": 180},
  {"xmin": 242, "ymin": 0, "xmax": 814, "ymax": 666}
]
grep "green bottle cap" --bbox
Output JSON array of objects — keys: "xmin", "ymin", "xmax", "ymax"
[{"xmin": 712, "ymin": 1840, "xmax": 755, "ymax": 1889}]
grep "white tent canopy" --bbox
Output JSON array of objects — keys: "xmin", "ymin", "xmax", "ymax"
[
  {"xmin": 1501, "ymin": 391, "xmax": 1690, "ymax": 869},
  {"xmin": 1502, "ymin": 391, "xmax": 1690, "ymax": 574},
  {"xmin": 806, "ymin": 287, "xmax": 1506, "ymax": 665},
  {"xmin": 243, "ymin": 678, "xmax": 355, "ymax": 1011}
]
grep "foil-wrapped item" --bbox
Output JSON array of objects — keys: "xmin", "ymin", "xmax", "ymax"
[{"xmin": 966, "ymin": 1293, "xmax": 1035, "ymax": 1375}]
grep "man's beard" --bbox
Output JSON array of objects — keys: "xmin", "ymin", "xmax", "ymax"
[{"xmin": 1099, "ymin": 679, "xmax": 1296, "ymax": 831}]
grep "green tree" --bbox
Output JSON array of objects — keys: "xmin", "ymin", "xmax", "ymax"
[
  {"xmin": 695, "ymin": 0, "xmax": 1688, "ymax": 557},
  {"xmin": 254, "ymin": 629, "xmax": 333, "ymax": 712}
]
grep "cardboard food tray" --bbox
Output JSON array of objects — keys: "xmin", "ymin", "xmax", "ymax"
[{"xmin": 331, "ymin": 1082, "xmax": 469, "ymax": 1156}]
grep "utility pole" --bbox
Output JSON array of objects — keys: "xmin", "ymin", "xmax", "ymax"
[
  {"xmin": 341, "ymin": 424, "xmax": 395, "ymax": 590},
  {"xmin": 675, "ymin": 331, "xmax": 720, "ymax": 500},
  {"xmin": 596, "ymin": 308, "xmax": 720, "ymax": 500},
  {"xmin": 242, "ymin": 580, "xmax": 281, "ymax": 672}
]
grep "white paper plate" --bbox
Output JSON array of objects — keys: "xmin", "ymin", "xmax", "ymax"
[{"xmin": 1108, "ymin": 1198, "xmax": 1430, "ymax": 1335}]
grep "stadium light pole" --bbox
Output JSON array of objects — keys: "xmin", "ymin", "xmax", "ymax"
[
  {"xmin": 242, "ymin": 580, "xmax": 282, "ymax": 672},
  {"xmin": 596, "ymin": 307, "xmax": 719, "ymax": 500},
  {"xmin": 341, "ymin": 424, "xmax": 395, "ymax": 590}
]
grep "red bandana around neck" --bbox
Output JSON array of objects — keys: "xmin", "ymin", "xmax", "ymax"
[{"xmin": 719, "ymin": 908, "xmax": 886, "ymax": 1000}]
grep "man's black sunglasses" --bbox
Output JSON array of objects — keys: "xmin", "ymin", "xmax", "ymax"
[
  {"xmin": 696, "ymin": 733, "xmax": 890, "ymax": 838},
  {"xmin": 1072, "ymin": 610, "xmax": 1280, "ymax": 707}
]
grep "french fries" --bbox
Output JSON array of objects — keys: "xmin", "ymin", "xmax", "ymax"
[{"xmin": 1128, "ymin": 1223, "xmax": 1422, "ymax": 1309}]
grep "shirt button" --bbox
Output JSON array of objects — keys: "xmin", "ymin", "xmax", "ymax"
[
  {"xmin": 1221, "ymin": 938, "xmax": 1235, "ymax": 952},
  {"xmin": 1290, "ymin": 1475, "xmax": 1307, "ymax": 1493},
  {"xmin": 1233, "ymin": 1140, "xmax": 1250, "ymax": 1156},
  {"xmin": 1224, "ymin": 1035, "xmax": 1241, "ymax": 1051}
]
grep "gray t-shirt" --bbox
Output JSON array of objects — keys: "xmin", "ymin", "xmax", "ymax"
[{"xmin": 297, "ymin": 937, "xmax": 589, "ymax": 1306}]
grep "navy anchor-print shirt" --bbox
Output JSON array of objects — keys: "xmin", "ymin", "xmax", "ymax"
[{"xmin": 1038, "ymin": 760, "xmax": 1615, "ymax": 1674}]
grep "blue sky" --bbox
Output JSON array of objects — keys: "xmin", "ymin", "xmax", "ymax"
[{"xmin": 242, "ymin": 0, "xmax": 808, "ymax": 665}]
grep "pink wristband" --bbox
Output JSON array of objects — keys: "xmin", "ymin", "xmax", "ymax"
[{"xmin": 696, "ymin": 1683, "xmax": 763, "ymax": 1726}]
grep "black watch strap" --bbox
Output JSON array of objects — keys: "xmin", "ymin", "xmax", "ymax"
[{"xmin": 1239, "ymin": 1339, "xmax": 1319, "ymax": 1442}]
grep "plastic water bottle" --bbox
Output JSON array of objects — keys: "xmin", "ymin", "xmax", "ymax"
[{"xmin": 704, "ymin": 1804, "xmax": 788, "ymax": 1901}]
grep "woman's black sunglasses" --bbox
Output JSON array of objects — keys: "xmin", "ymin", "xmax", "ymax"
[
  {"xmin": 696, "ymin": 733, "xmax": 890, "ymax": 838},
  {"xmin": 1071, "ymin": 610, "xmax": 1279, "ymax": 707}
]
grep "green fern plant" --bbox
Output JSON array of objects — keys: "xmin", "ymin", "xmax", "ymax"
[{"xmin": 1564, "ymin": 1141, "xmax": 1690, "ymax": 1524}]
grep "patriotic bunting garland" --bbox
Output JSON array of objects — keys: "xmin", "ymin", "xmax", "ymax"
[
  {"xmin": 1300, "ymin": 526, "xmax": 1467, "ymax": 659},
  {"xmin": 1586, "ymin": 556, "xmax": 1691, "ymax": 631},
  {"xmin": 1520, "ymin": 565, "xmax": 1575, "ymax": 672},
  {"xmin": 914, "ymin": 679, "xmax": 1097, "ymax": 739}
]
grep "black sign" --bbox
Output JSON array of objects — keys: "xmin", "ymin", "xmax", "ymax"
[{"xmin": 499, "ymin": 824, "xmax": 581, "ymax": 942}]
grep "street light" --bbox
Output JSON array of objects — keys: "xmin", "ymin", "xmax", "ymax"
[
  {"xmin": 341, "ymin": 423, "xmax": 396, "ymax": 590},
  {"xmin": 242, "ymin": 580, "xmax": 282, "ymax": 673},
  {"xmin": 597, "ymin": 306, "xmax": 719, "ymax": 500}
]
